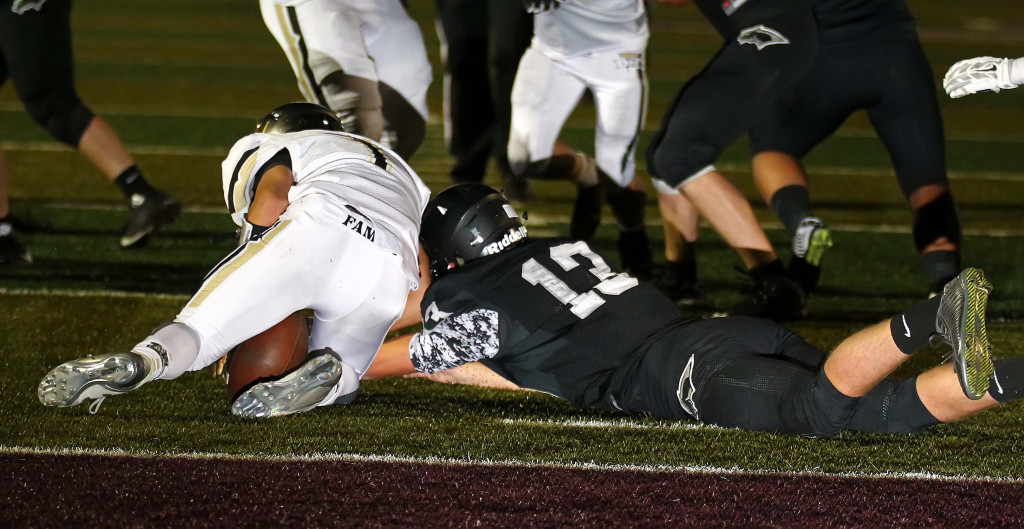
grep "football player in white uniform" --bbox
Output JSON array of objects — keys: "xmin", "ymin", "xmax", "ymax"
[
  {"xmin": 260, "ymin": 0, "xmax": 432, "ymax": 159},
  {"xmin": 37, "ymin": 103, "xmax": 431, "ymax": 419},
  {"xmin": 508, "ymin": 0, "xmax": 654, "ymax": 278},
  {"xmin": 944, "ymin": 56, "xmax": 1024, "ymax": 98}
]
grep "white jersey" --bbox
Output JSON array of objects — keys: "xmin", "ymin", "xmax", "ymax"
[
  {"xmin": 221, "ymin": 130, "xmax": 430, "ymax": 286},
  {"xmin": 533, "ymin": 0, "xmax": 648, "ymax": 59}
]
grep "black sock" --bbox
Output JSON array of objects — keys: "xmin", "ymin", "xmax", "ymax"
[
  {"xmin": 114, "ymin": 166, "xmax": 160, "ymax": 201},
  {"xmin": 890, "ymin": 295, "xmax": 942, "ymax": 354},
  {"xmin": 990, "ymin": 357, "xmax": 1024, "ymax": 403},
  {"xmin": 770, "ymin": 185, "xmax": 813, "ymax": 236},
  {"xmin": 922, "ymin": 250, "xmax": 961, "ymax": 293},
  {"xmin": 668, "ymin": 259, "xmax": 697, "ymax": 284}
]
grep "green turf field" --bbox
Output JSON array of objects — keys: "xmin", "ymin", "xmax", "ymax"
[{"xmin": 2, "ymin": 0, "xmax": 1023, "ymax": 480}]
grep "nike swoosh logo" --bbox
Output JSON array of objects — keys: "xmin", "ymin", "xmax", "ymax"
[{"xmin": 902, "ymin": 315, "xmax": 911, "ymax": 338}]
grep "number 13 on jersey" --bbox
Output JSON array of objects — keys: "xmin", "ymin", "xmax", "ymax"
[{"xmin": 521, "ymin": 241, "xmax": 639, "ymax": 319}]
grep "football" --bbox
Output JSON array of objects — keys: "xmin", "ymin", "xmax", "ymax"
[{"xmin": 224, "ymin": 311, "xmax": 310, "ymax": 400}]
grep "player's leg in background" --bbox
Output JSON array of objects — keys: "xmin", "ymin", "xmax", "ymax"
[
  {"xmin": 0, "ymin": 146, "xmax": 32, "ymax": 265},
  {"xmin": 259, "ymin": 0, "xmax": 385, "ymax": 142},
  {"xmin": 363, "ymin": 0, "xmax": 432, "ymax": 159},
  {"xmin": 868, "ymin": 36, "xmax": 961, "ymax": 295},
  {"xmin": 645, "ymin": 10, "xmax": 818, "ymax": 319},
  {"xmin": 488, "ymin": 0, "xmax": 532, "ymax": 200},
  {"xmin": 589, "ymin": 46, "xmax": 653, "ymax": 278},
  {"xmin": 653, "ymin": 192, "xmax": 704, "ymax": 305},
  {"xmin": 2, "ymin": 0, "xmax": 179, "ymax": 249},
  {"xmin": 436, "ymin": 0, "xmax": 496, "ymax": 184},
  {"xmin": 507, "ymin": 47, "xmax": 593, "ymax": 224},
  {"xmin": 747, "ymin": 47, "xmax": 853, "ymax": 293}
]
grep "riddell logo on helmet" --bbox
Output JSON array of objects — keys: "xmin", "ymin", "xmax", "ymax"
[{"xmin": 480, "ymin": 226, "xmax": 528, "ymax": 257}]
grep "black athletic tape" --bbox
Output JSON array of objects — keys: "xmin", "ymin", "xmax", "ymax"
[{"xmin": 913, "ymin": 192, "xmax": 961, "ymax": 251}]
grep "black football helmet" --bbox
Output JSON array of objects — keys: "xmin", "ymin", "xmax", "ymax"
[
  {"xmin": 420, "ymin": 183, "xmax": 528, "ymax": 278},
  {"xmin": 255, "ymin": 102, "xmax": 344, "ymax": 134}
]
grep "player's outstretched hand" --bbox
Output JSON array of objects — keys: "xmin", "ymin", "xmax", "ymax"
[{"xmin": 943, "ymin": 56, "xmax": 1019, "ymax": 98}]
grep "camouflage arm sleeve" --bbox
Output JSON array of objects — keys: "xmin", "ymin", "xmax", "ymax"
[{"xmin": 409, "ymin": 309, "xmax": 500, "ymax": 373}]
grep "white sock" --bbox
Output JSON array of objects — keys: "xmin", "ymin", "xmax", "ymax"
[{"xmin": 131, "ymin": 322, "xmax": 201, "ymax": 382}]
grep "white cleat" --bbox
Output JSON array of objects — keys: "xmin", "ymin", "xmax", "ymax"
[
  {"xmin": 231, "ymin": 352, "xmax": 344, "ymax": 418},
  {"xmin": 38, "ymin": 352, "xmax": 147, "ymax": 410}
]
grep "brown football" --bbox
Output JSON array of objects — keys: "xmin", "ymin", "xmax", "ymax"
[{"xmin": 225, "ymin": 311, "xmax": 310, "ymax": 400}]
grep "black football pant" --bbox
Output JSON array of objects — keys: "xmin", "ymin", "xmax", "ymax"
[
  {"xmin": 0, "ymin": 0, "xmax": 93, "ymax": 147},
  {"xmin": 646, "ymin": 0, "xmax": 818, "ymax": 187},
  {"xmin": 639, "ymin": 317, "xmax": 939, "ymax": 437},
  {"xmin": 749, "ymin": 28, "xmax": 949, "ymax": 197},
  {"xmin": 436, "ymin": 0, "xmax": 531, "ymax": 183}
]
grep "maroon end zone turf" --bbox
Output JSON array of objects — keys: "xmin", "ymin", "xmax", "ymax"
[{"xmin": 2, "ymin": 452, "xmax": 1022, "ymax": 528}]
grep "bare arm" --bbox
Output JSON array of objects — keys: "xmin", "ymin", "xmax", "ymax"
[
  {"xmin": 246, "ymin": 164, "xmax": 292, "ymax": 226},
  {"xmin": 406, "ymin": 363, "xmax": 525, "ymax": 391},
  {"xmin": 389, "ymin": 246, "xmax": 430, "ymax": 333},
  {"xmin": 364, "ymin": 332, "xmax": 525, "ymax": 391},
  {"xmin": 363, "ymin": 334, "xmax": 417, "ymax": 379}
]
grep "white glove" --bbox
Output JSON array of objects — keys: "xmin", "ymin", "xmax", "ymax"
[{"xmin": 943, "ymin": 56, "xmax": 1019, "ymax": 98}]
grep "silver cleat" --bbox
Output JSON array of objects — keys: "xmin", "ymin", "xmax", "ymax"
[
  {"xmin": 936, "ymin": 268, "xmax": 994, "ymax": 400},
  {"xmin": 231, "ymin": 352, "xmax": 344, "ymax": 418},
  {"xmin": 38, "ymin": 352, "xmax": 147, "ymax": 409}
]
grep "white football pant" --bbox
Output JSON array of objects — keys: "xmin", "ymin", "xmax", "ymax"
[
  {"xmin": 142, "ymin": 194, "xmax": 410, "ymax": 403},
  {"xmin": 508, "ymin": 44, "xmax": 648, "ymax": 187},
  {"xmin": 260, "ymin": 0, "xmax": 431, "ymax": 121}
]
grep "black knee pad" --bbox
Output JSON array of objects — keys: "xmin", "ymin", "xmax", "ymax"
[
  {"xmin": 913, "ymin": 192, "xmax": 961, "ymax": 251},
  {"xmin": 22, "ymin": 93, "xmax": 93, "ymax": 147},
  {"xmin": 847, "ymin": 377, "xmax": 940, "ymax": 435}
]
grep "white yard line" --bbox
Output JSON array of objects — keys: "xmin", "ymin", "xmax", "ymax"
[{"xmin": 2, "ymin": 444, "xmax": 1020, "ymax": 485}]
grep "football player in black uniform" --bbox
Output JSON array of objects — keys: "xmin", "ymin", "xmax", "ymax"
[
  {"xmin": 645, "ymin": 0, "xmax": 819, "ymax": 318},
  {"xmin": 0, "ymin": 0, "xmax": 180, "ymax": 263},
  {"xmin": 366, "ymin": 183, "xmax": 1024, "ymax": 437},
  {"xmin": 748, "ymin": 0, "xmax": 964, "ymax": 295}
]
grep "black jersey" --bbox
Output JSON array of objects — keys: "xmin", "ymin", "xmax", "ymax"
[
  {"xmin": 814, "ymin": 0, "xmax": 915, "ymax": 42},
  {"xmin": 411, "ymin": 238, "xmax": 686, "ymax": 412}
]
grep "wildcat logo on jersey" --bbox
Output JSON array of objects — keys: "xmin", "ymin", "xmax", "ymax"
[
  {"xmin": 721, "ymin": 0, "xmax": 749, "ymax": 16},
  {"xmin": 737, "ymin": 25, "xmax": 790, "ymax": 50},
  {"xmin": 615, "ymin": 53, "xmax": 643, "ymax": 70},
  {"xmin": 12, "ymin": 0, "xmax": 47, "ymax": 14},
  {"xmin": 480, "ymin": 226, "xmax": 528, "ymax": 257},
  {"xmin": 424, "ymin": 301, "xmax": 452, "ymax": 323},
  {"xmin": 343, "ymin": 213, "xmax": 375, "ymax": 242}
]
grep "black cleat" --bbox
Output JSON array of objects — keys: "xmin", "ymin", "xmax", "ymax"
[
  {"xmin": 730, "ymin": 268, "xmax": 807, "ymax": 321},
  {"xmin": 651, "ymin": 263, "xmax": 705, "ymax": 307},
  {"xmin": 0, "ymin": 221, "xmax": 32, "ymax": 265},
  {"xmin": 788, "ymin": 256, "xmax": 821, "ymax": 294},
  {"xmin": 120, "ymin": 192, "xmax": 181, "ymax": 248}
]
